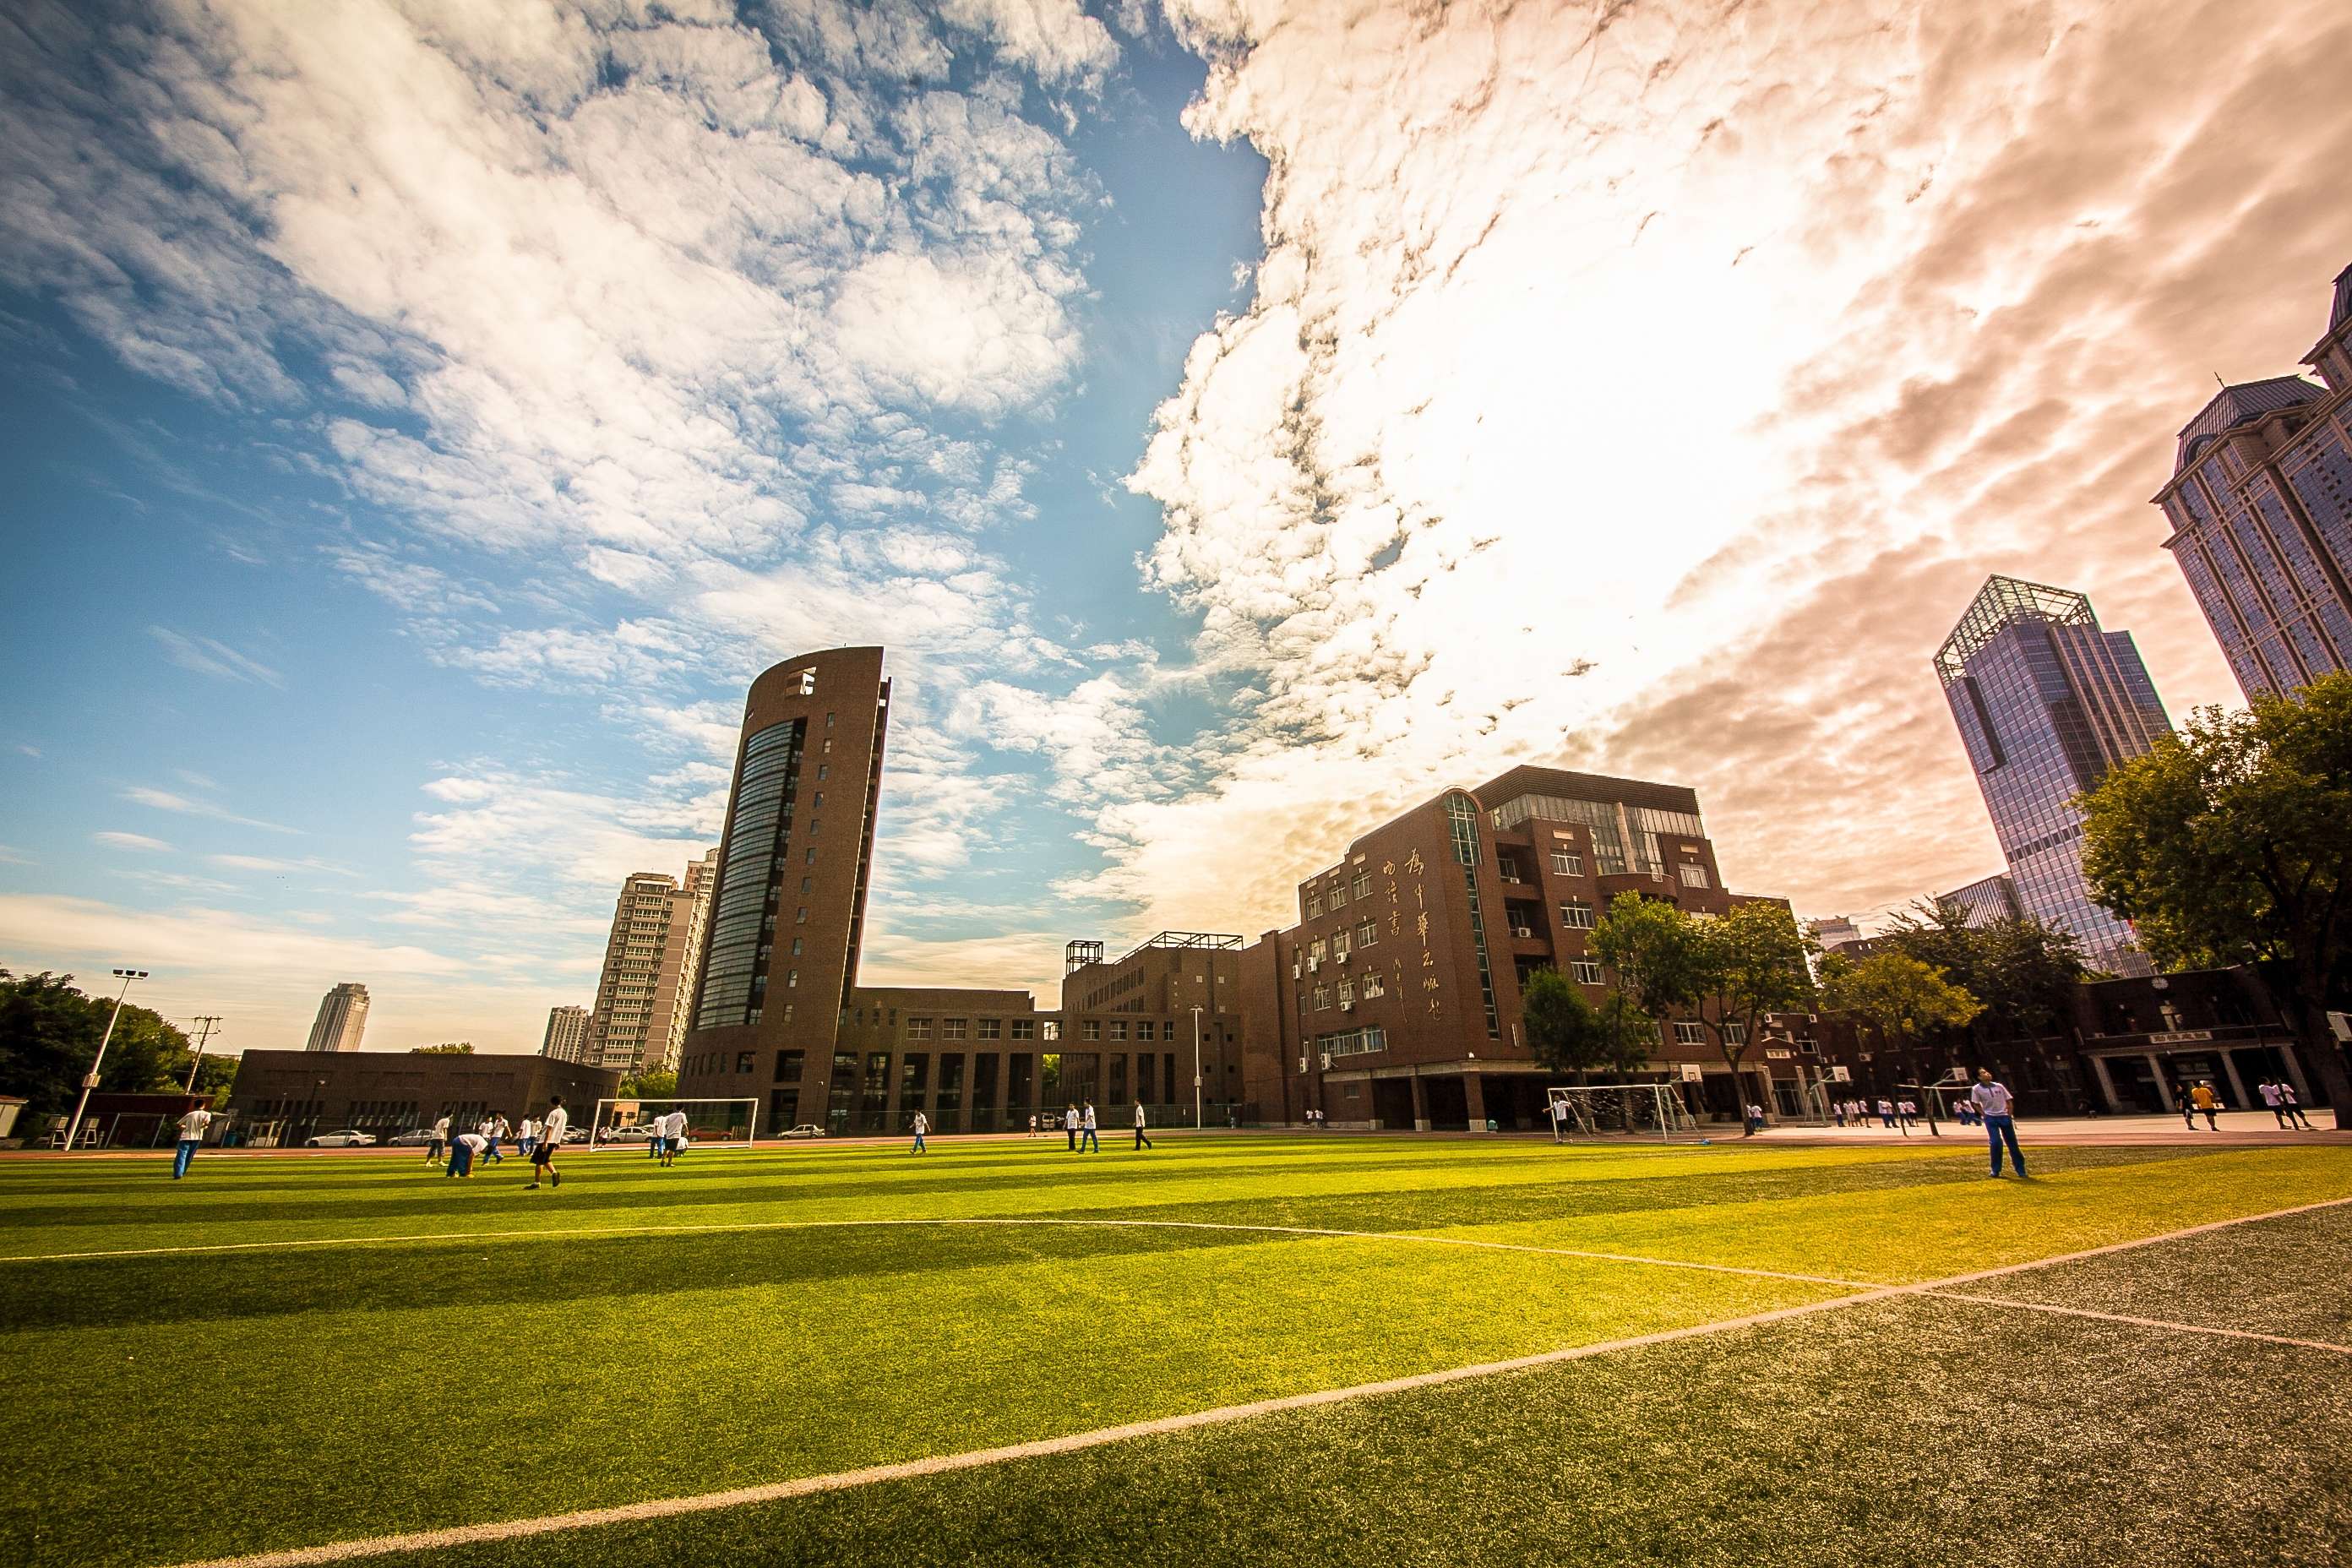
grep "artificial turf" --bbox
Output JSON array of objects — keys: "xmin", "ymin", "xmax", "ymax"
[{"xmin": 1, "ymin": 1135, "xmax": 2347, "ymax": 1568}]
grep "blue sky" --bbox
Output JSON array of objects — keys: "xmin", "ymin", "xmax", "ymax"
[{"xmin": 3, "ymin": 0, "xmax": 2348, "ymax": 1053}]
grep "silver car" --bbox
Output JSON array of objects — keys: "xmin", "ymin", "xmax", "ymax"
[{"xmin": 304, "ymin": 1130, "xmax": 378, "ymax": 1148}]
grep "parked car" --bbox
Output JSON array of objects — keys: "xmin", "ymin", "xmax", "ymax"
[
  {"xmin": 600, "ymin": 1124, "xmax": 655, "ymax": 1143},
  {"xmin": 305, "ymin": 1130, "xmax": 378, "ymax": 1148},
  {"xmin": 782, "ymin": 1124, "xmax": 826, "ymax": 1139},
  {"xmin": 386, "ymin": 1128, "xmax": 439, "ymax": 1146}
]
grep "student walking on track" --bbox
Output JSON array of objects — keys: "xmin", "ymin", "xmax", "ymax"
[
  {"xmin": 910, "ymin": 1110, "xmax": 928, "ymax": 1153},
  {"xmin": 1081, "ymin": 1102, "xmax": 1100, "ymax": 1153},
  {"xmin": 1133, "ymin": 1102, "xmax": 1152, "ymax": 1150},
  {"xmin": 171, "ymin": 1104, "xmax": 211, "ymax": 1179},
  {"xmin": 1969, "ymin": 1069, "xmax": 2027, "ymax": 1179}
]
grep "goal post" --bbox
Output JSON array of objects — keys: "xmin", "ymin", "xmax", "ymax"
[
  {"xmin": 584, "ymin": 1097, "xmax": 760, "ymax": 1152},
  {"xmin": 1544, "ymin": 1083, "xmax": 1698, "ymax": 1144}
]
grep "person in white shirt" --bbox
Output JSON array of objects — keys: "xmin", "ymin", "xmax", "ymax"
[
  {"xmin": 660, "ymin": 1108, "xmax": 688, "ymax": 1166},
  {"xmin": 909, "ymin": 1109, "xmax": 929, "ymax": 1154},
  {"xmin": 171, "ymin": 1105, "xmax": 213, "ymax": 1180},
  {"xmin": 479, "ymin": 1115, "xmax": 504, "ymax": 1165},
  {"xmin": 1549, "ymin": 1096, "xmax": 1570, "ymax": 1142},
  {"xmin": 516, "ymin": 1118, "xmax": 538, "ymax": 1159},
  {"xmin": 1080, "ymin": 1102, "xmax": 1100, "ymax": 1153},
  {"xmin": 1063, "ymin": 1104, "xmax": 1080, "ymax": 1152},
  {"xmin": 528, "ymin": 1097, "xmax": 568, "ymax": 1189},
  {"xmin": 2258, "ymin": 1080, "xmax": 2288, "ymax": 1128},
  {"xmin": 449, "ymin": 1129, "xmax": 486, "ymax": 1178},
  {"xmin": 1027, "ymin": 1113, "xmax": 1038, "ymax": 1139},
  {"xmin": 427, "ymin": 1114, "xmax": 451, "ymax": 1163},
  {"xmin": 1968, "ymin": 1069, "xmax": 2025, "ymax": 1178},
  {"xmin": 1134, "ymin": 1101, "xmax": 1153, "ymax": 1151},
  {"xmin": 2278, "ymin": 1081, "xmax": 2316, "ymax": 1130}
]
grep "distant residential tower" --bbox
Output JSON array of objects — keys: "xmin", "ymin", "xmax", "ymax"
[
  {"xmin": 303, "ymin": 983, "xmax": 370, "ymax": 1054},
  {"xmin": 542, "ymin": 1004, "xmax": 591, "ymax": 1064}
]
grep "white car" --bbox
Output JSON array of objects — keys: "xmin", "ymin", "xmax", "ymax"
[
  {"xmin": 304, "ymin": 1130, "xmax": 378, "ymax": 1148},
  {"xmin": 782, "ymin": 1124, "xmax": 826, "ymax": 1139}
]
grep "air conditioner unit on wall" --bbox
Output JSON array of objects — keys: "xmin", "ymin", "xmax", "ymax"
[
  {"xmin": 1511, "ymin": 926, "xmax": 1533, "ymax": 938},
  {"xmin": 1320, "ymin": 1052, "xmax": 1333, "ymax": 1070},
  {"xmin": 1341, "ymin": 999, "xmax": 1354, "ymax": 1012}
]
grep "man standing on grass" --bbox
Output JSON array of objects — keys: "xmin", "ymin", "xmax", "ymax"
[
  {"xmin": 1549, "ymin": 1096, "xmax": 1569, "ymax": 1141},
  {"xmin": 2279, "ymin": 1081, "xmax": 2316, "ymax": 1130},
  {"xmin": 910, "ymin": 1109, "xmax": 928, "ymax": 1154},
  {"xmin": 480, "ymin": 1114, "xmax": 503, "ymax": 1164},
  {"xmin": 1969, "ymin": 1068, "xmax": 2026, "ymax": 1179},
  {"xmin": 427, "ymin": 1113, "xmax": 450, "ymax": 1163},
  {"xmin": 1134, "ymin": 1101, "xmax": 1152, "ymax": 1151},
  {"xmin": 1081, "ymin": 1102, "xmax": 1100, "ymax": 1153},
  {"xmin": 1064, "ymin": 1104, "xmax": 1079, "ymax": 1151},
  {"xmin": 517, "ymin": 1117, "xmax": 537, "ymax": 1161},
  {"xmin": 170, "ymin": 1102, "xmax": 212, "ymax": 1179},
  {"xmin": 665, "ymin": 1108, "xmax": 689, "ymax": 1166},
  {"xmin": 527, "ymin": 1097, "xmax": 567, "ymax": 1190}
]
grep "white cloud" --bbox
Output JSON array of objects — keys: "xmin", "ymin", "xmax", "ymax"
[
  {"xmin": 935, "ymin": 0, "xmax": 1118, "ymax": 87},
  {"xmin": 121, "ymin": 786, "xmax": 298, "ymax": 835},
  {"xmin": 147, "ymin": 626, "xmax": 285, "ymax": 688},
  {"xmin": 93, "ymin": 831, "xmax": 173, "ymax": 852},
  {"xmin": 208, "ymin": 853, "xmax": 358, "ymax": 879}
]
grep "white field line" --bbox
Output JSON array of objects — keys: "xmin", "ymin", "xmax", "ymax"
[
  {"xmin": 1923, "ymin": 1291, "xmax": 2352, "ymax": 1357},
  {"xmin": 163, "ymin": 1191, "xmax": 2352, "ymax": 1568},
  {"xmin": 0, "ymin": 1214, "xmax": 1871, "ymax": 1290}
]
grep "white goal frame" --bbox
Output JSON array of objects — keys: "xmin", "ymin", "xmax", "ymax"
[
  {"xmin": 1545, "ymin": 1083, "xmax": 1697, "ymax": 1144},
  {"xmin": 584, "ymin": 1097, "xmax": 760, "ymax": 1152}
]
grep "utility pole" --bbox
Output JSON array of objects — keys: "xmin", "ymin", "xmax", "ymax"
[
  {"xmin": 63, "ymin": 967, "xmax": 148, "ymax": 1152},
  {"xmin": 1190, "ymin": 1004, "xmax": 1204, "ymax": 1132},
  {"xmin": 185, "ymin": 1015, "xmax": 223, "ymax": 1093}
]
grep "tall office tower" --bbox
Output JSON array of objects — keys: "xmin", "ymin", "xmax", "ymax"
[
  {"xmin": 2155, "ymin": 263, "xmax": 2352, "ymax": 697},
  {"xmin": 1935, "ymin": 576, "xmax": 2173, "ymax": 975},
  {"xmin": 678, "ymin": 647, "xmax": 890, "ymax": 1100},
  {"xmin": 303, "ymin": 983, "xmax": 370, "ymax": 1053},
  {"xmin": 542, "ymin": 1004, "xmax": 591, "ymax": 1064}
]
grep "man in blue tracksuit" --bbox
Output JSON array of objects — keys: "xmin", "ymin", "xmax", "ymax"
[{"xmin": 1968, "ymin": 1069, "xmax": 2026, "ymax": 1179}]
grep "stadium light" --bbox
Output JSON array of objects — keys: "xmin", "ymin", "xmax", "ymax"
[
  {"xmin": 63, "ymin": 966, "xmax": 148, "ymax": 1152},
  {"xmin": 1190, "ymin": 1004, "xmax": 1203, "ymax": 1131}
]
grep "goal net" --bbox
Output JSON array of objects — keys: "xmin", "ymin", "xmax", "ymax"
[
  {"xmin": 1545, "ymin": 1083, "xmax": 1699, "ymax": 1144},
  {"xmin": 584, "ymin": 1098, "xmax": 759, "ymax": 1152}
]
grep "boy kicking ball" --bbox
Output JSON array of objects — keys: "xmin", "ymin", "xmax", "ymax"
[{"xmin": 526, "ymin": 1095, "xmax": 568, "ymax": 1190}]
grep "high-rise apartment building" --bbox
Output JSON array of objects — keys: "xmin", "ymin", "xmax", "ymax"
[
  {"xmin": 1934, "ymin": 576, "xmax": 2171, "ymax": 974},
  {"xmin": 678, "ymin": 647, "xmax": 892, "ymax": 1100},
  {"xmin": 2155, "ymin": 264, "xmax": 2352, "ymax": 697},
  {"xmin": 583, "ymin": 848, "xmax": 719, "ymax": 1077},
  {"xmin": 542, "ymin": 1004, "xmax": 591, "ymax": 1064},
  {"xmin": 302, "ymin": 983, "xmax": 370, "ymax": 1053}
]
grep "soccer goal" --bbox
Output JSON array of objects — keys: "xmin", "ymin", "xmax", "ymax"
[
  {"xmin": 1545, "ymin": 1083, "xmax": 1698, "ymax": 1144},
  {"xmin": 584, "ymin": 1098, "xmax": 759, "ymax": 1152}
]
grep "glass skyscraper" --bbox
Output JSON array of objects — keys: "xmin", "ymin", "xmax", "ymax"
[
  {"xmin": 2155, "ymin": 264, "xmax": 2352, "ymax": 697},
  {"xmin": 1934, "ymin": 576, "xmax": 2171, "ymax": 976}
]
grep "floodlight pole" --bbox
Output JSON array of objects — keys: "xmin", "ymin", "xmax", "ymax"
[
  {"xmin": 184, "ymin": 1014, "xmax": 222, "ymax": 1092},
  {"xmin": 1190, "ymin": 1004, "xmax": 1204, "ymax": 1131},
  {"xmin": 63, "ymin": 967, "xmax": 147, "ymax": 1152}
]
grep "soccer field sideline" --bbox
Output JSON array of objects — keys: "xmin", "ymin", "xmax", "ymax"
[{"xmin": 159, "ymin": 1190, "xmax": 2352, "ymax": 1568}]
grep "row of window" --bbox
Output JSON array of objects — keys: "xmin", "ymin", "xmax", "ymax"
[
  {"xmin": 1305, "ymin": 921, "xmax": 1381, "ymax": 964},
  {"xmin": 1307, "ymin": 972, "xmax": 1390, "ymax": 1010},
  {"xmin": 903, "ymin": 1017, "xmax": 1043, "ymax": 1042},
  {"xmin": 1302, "ymin": 868, "xmax": 1376, "ymax": 919}
]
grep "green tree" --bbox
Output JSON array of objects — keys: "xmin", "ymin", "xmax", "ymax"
[
  {"xmin": 2081, "ymin": 676, "xmax": 2352, "ymax": 1128},
  {"xmin": 1878, "ymin": 901, "xmax": 2088, "ymax": 1042},
  {"xmin": 1591, "ymin": 892, "xmax": 1706, "ymax": 1022},
  {"xmin": 621, "ymin": 1070, "xmax": 679, "ymax": 1100},
  {"xmin": 1521, "ymin": 968, "xmax": 1653, "ymax": 1080},
  {"xmin": 411, "ymin": 1042, "xmax": 475, "ymax": 1054},
  {"xmin": 1819, "ymin": 951, "xmax": 1984, "ymax": 1135},
  {"xmin": 1690, "ymin": 901, "xmax": 1817, "ymax": 1119},
  {"xmin": 0, "ymin": 969, "xmax": 199, "ymax": 1120}
]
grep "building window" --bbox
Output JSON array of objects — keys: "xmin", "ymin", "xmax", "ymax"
[
  {"xmin": 1011, "ymin": 1019, "xmax": 1037, "ymax": 1041},
  {"xmin": 1306, "ymin": 890, "xmax": 1323, "ymax": 918},
  {"xmin": 1356, "ymin": 918, "xmax": 1377, "ymax": 948},
  {"xmin": 1309, "ymin": 938, "xmax": 1327, "ymax": 964},
  {"xmin": 1352, "ymin": 870, "xmax": 1371, "ymax": 900},
  {"xmin": 1679, "ymin": 863, "xmax": 1711, "ymax": 888},
  {"xmin": 1673, "ymin": 1021, "xmax": 1707, "ymax": 1044},
  {"xmin": 776, "ymin": 1050, "xmax": 804, "ymax": 1083},
  {"xmin": 1083, "ymin": 1020, "xmax": 1102, "ymax": 1041},
  {"xmin": 1331, "ymin": 931, "xmax": 1351, "ymax": 960},
  {"xmin": 1337, "ymin": 977, "xmax": 1355, "ymax": 1006},
  {"xmin": 1110, "ymin": 1021, "xmax": 1128, "ymax": 1041},
  {"xmin": 786, "ymin": 969, "xmax": 798, "ymax": 988},
  {"xmin": 736, "ymin": 1051, "xmax": 754, "ymax": 1073},
  {"xmin": 796, "ymin": 906, "xmax": 808, "ymax": 923},
  {"xmin": 943, "ymin": 1018, "xmax": 968, "ymax": 1040},
  {"xmin": 1550, "ymin": 850, "xmax": 1583, "ymax": 876},
  {"xmin": 1724, "ymin": 1021, "xmax": 1748, "ymax": 1044},
  {"xmin": 907, "ymin": 1017, "xmax": 933, "ymax": 1040},
  {"xmin": 977, "ymin": 1018, "xmax": 1002, "ymax": 1040},
  {"xmin": 1362, "ymin": 972, "xmax": 1385, "ymax": 999},
  {"xmin": 1560, "ymin": 901, "xmax": 1596, "ymax": 929},
  {"xmin": 1329, "ymin": 880, "xmax": 1348, "ymax": 908},
  {"xmin": 1136, "ymin": 1020, "xmax": 1154, "ymax": 1042},
  {"xmin": 1313, "ymin": 985, "xmax": 1331, "ymax": 1010}
]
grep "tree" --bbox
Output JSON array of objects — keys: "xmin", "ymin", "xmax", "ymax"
[
  {"xmin": 2081, "ymin": 674, "xmax": 2352, "ymax": 1129},
  {"xmin": 1819, "ymin": 952, "xmax": 1984, "ymax": 1135},
  {"xmin": 1876, "ymin": 901, "xmax": 2088, "ymax": 1092},
  {"xmin": 411, "ymin": 1043, "xmax": 475, "ymax": 1054},
  {"xmin": 1690, "ymin": 901, "xmax": 1818, "ymax": 1121},
  {"xmin": 621, "ymin": 1070, "xmax": 678, "ymax": 1100},
  {"xmin": 1522, "ymin": 968, "xmax": 1653, "ymax": 1080},
  {"xmin": 0, "ymin": 969, "xmax": 200, "ymax": 1119}
]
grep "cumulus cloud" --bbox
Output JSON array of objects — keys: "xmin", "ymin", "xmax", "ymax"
[{"xmin": 1106, "ymin": 0, "xmax": 2352, "ymax": 934}]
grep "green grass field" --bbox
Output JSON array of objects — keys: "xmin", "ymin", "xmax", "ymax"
[{"xmin": 3, "ymin": 1133, "xmax": 2349, "ymax": 1568}]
